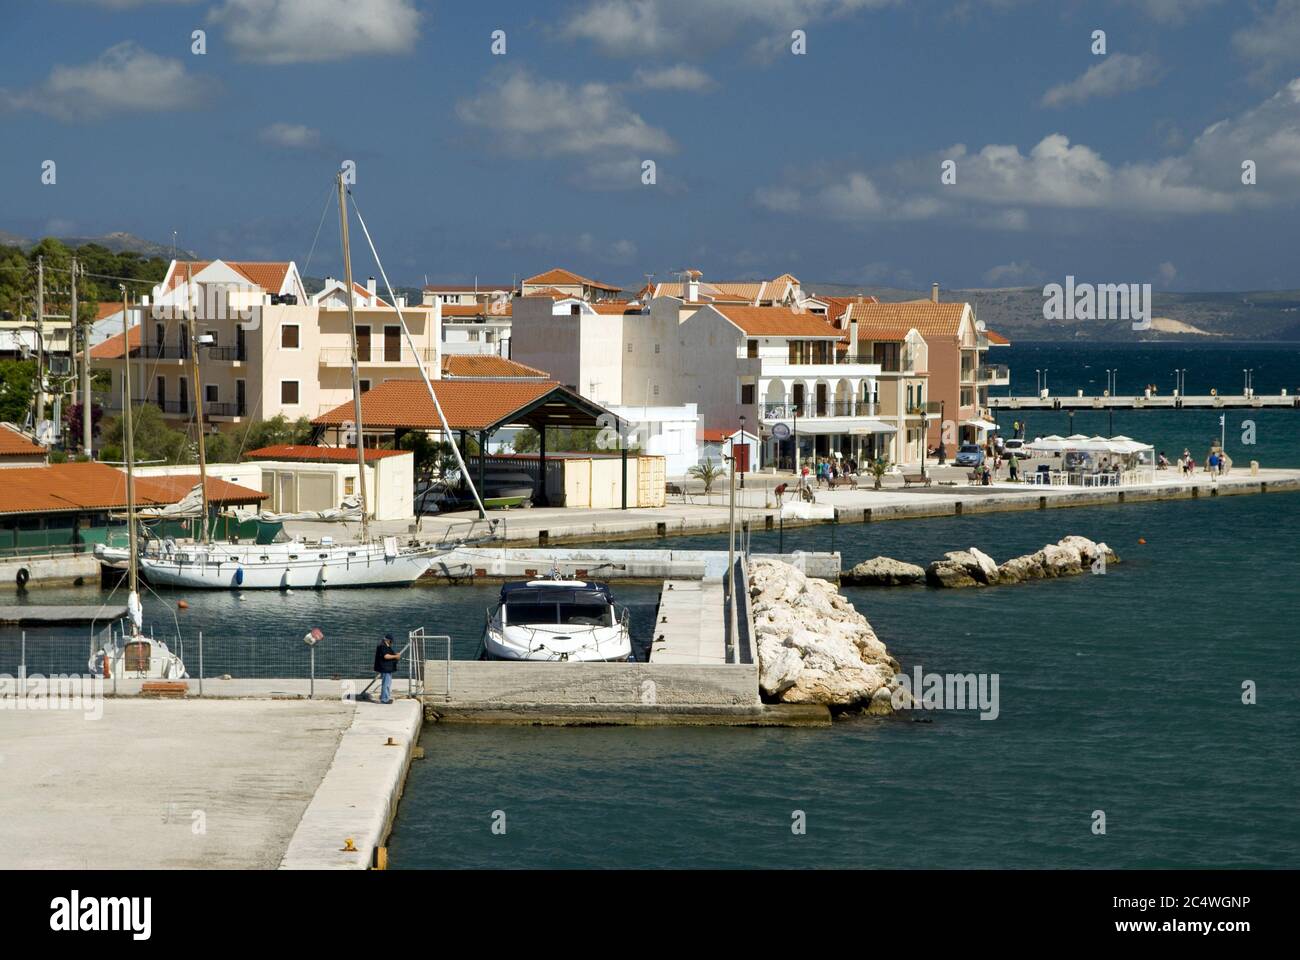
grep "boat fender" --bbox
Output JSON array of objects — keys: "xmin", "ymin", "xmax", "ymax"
[
  {"xmin": 234, "ymin": 567, "xmax": 244, "ymax": 587},
  {"xmin": 318, "ymin": 564, "xmax": 328, "ymax": 587},
  {"xmin": 15, "ymin": 567, "xmax": 29, "ymax": 588}
]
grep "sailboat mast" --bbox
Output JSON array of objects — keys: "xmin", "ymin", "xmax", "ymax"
[
  {"xmin": 337, "ymin": 173, "xmax": 370, "ymax": 540},
  {"xmin": 186, "ymin": 265, "xmax": 211, "ymax": 543},
  {"xmin": 119, "ymin": 285, "xmax": 139, "ymax": 600}
]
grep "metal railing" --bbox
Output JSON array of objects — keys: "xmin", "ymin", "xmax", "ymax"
[
  {"xmin": 977, "ymin": 364, "xmax": 1010, "ymax": 383},
  {"xmin": 760, "ymin": 400, "xmax": 872, "ymax": 419}
]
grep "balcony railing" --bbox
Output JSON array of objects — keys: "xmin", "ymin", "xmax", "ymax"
[
  {"xmin": 760, "ymin": 399, "xmax": 875, "ymax": 419},
  {"xmin": 206, "ymin": 345, "xmax": 247, "ymax": 362},
  {"xmin": 319, "ymin": 346, "xmax": 439, "ymax": 366},
  {"xmin": 977, "ymin": 364, "xmax": 1010, "ymax": 384},
  {"xmin": 204, "ymin": 401, "xmax": 245, "ymax": 417}
]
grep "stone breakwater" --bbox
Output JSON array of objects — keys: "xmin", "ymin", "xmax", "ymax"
[
  {"xmin": 842, "ymin": 535, "xmax": 1118, "ymax": 588},
  {"xmin": 749, "ymin": 558, "xmax": 904, "ymax": 714}
]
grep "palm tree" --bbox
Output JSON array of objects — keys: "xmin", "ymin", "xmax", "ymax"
[
  {"xmin": 688, "ymin": 457, "xmax": 725, "ymax": 496},
  {"xmin": 869, "ymin": 456, "xmax": 891, "ymax": 490}
]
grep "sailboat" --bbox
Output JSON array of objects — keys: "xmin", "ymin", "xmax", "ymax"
[
  {"xmin": 95, "ymin": 175, "xmax": 492, "ymax": 589},
  {"xmin": 89, "ymin": 286, "xmax": 188, "ymax": 678}
]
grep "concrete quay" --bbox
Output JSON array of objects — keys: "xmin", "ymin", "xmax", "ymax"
[
  {"xmin": 374, "ymin": 465, "xmax": 1300, "ymax": 549},
  {"xmin": 0, "ymin": 693, "xmax": 420, "ymax": 870},
  {"xmin": 430, "ymin": 545, "xmax": 839, "ymax": 582}
]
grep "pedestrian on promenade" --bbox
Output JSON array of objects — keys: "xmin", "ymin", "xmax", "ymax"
[{"xmin": 373, "ymin": 633, "xmax": 401, "ymax": 704}]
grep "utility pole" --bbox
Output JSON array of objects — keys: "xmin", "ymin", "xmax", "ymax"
[
  {"xmin": 81, "ymin": 265, "xmax": 92, "ymax": 455},
  {"xmin": 35, "ymin": 256, "xmax": 45, "ymax": 422}
]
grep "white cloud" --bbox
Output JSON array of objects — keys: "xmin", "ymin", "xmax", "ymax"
[
  {"xmin": 632, "ymin": 64, "xmax": 715, "ymax": 91},
  {"xmin": 755, "ymin": 77, "xmax": 1300, "ymax": 223},
  {"xmin": 259, "ymin": 122, "xmax": 320, "ymax": 149},
  {"xmin": 1126, "ymin": 0, "xmax": 1222, "ymax": 23},
  {"xmin": 1233, "ymin": 0, "xmax": 1300, "ymax": 78},
  {"xmin": 1041, "ymin": 53, "xmax": 1163, "ymax": 108},
  {"xmin": 208, "ymin": 0, "xmax": 420, "ymax": 64},
  {"xmin": 456, "ymin": 67, "xmax": 676, "ymax": 189},
  {"xmin": 0, "ymin": 42, "xmax": 214, "ymax": 119},
  {"xmin": 560, "ymin": 0, "xmax": 897, "ymax": 57}
]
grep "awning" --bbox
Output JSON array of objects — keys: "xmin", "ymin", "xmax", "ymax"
[
  {"xmin": 765, "ymin": 418, "xmax": 898, "ymax": 436},
  {"xmin": 963, "ymin": 418, "xmax": 999, "ymax": 432}
]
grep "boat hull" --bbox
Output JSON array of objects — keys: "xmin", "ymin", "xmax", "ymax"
[
  {"xmin": 96, "ymin": 541, "xmax": 440, "ymax": 589},
  {"xmin": 483, "ymin": 625, "xmax": 632, "ymax": 662}
]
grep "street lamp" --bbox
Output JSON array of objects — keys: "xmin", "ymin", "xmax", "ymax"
[{"xmin": 1105, "ymin": 368, "xmax": 1112, "ymax": 397}]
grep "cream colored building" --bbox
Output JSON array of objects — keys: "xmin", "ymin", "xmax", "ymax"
[{"xmin": 91, "ymin": 258, "xmax": 442, "ymax": 434}]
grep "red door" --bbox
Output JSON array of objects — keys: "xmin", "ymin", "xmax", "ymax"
[{"xmin": 734, "ymin": 443, "xmax": 750, "ymax": 473}]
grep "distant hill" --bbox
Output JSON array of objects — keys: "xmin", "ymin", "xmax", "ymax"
[
  {"xmin": 0, "ymin": 230, "xmax": 197, "ymax": 260},
  {"xmin": 806, "ymin": 281, "xmax": 1300, "ymax": 342}
]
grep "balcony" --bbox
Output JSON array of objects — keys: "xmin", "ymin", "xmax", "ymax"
[
  {"xmin": 319, "ymin": 346, "xmax": 439, "ymax": 366},
  {"xmin": 976, "ymin": 364, "xmax": 1010, "ymax": 386},
  {"xmin": 204, "ymin": 401, "xmax": 246, "ymax": 418},
  {"xmin": 760, "ymin": 399, "xmax": 876, "ymax": 420}
]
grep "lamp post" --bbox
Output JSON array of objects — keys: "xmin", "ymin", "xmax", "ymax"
[
  {"xmin": 1105, "ymin": 369, "xmax": 1112, "ymax": 397},
  {"xmin": 1035, "ymin": 369, "xmax": 1041, "ymax": 396},
  {"xmin": 738, "ymin": 414, "xmax": 746, "ymax": 490}
]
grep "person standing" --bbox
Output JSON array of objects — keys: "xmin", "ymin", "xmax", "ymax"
[{"xmin": 373, "ymin": 633, "xmax": 401, "ymax": 704}]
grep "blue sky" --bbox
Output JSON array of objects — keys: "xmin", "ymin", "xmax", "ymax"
[{"xmin": 2, "ymin": 0, "xmax": 1299, "ymax": 292}]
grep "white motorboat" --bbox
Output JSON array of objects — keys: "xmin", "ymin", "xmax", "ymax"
[
  {"xmin": 95, "ymin": 536, "xmax": 442, "ymax": 589},
  {"xmin": 483, "ymin": 578, "xmax": 632, "ymax": 662},
  {"xmin": 87, "ymin": 592, "xmax": 187, "ymax": 679}
]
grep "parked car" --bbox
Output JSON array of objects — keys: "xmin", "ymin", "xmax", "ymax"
[
  {"xmin": 1001, "ymin": 439, "xmax": 1032, "ymax": 460},
  {"xmin": 954, "ymin": 443, "xmax": 984, "ymax": 467}
]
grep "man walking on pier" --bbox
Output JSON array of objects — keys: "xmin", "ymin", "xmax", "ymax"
[{"xmin": 373, "ymin": 634, "xmax": 401, "ymax": 704}]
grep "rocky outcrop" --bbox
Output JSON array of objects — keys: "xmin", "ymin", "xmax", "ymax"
[
  {"xmin": 996, "ymin": 536, "xmax": 1118, "ymax": 584},
  {"xmin": 920, "ymin": 535, "xmax": 1119, "ymax": 587},
  {"xmin": 925, "ymin": 547, "xmax": 1002, "ymax": 587},
  {"xmin": 749, "ymin": 558, "xmax": 904, "ymax": 711},
  {"xmin": 842, "ymin": 556, "xmax": 926, "ymax": 586}
]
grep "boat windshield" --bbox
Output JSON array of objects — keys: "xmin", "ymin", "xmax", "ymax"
[{"xmin": 504, "ymin": 600, "xmax": 614, "ymax": 627}]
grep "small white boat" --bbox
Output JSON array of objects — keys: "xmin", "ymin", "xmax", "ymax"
[
  {"xmin": 484, "ymin": 578, "xmax": 631, "ymax": 662},
  {"xmin": 87, "ymin": 593, "xmax": 187, "ymax": 679},
  {"xmin": 96, "ymin": 536, "xmax": 441, "ymax": 590}
]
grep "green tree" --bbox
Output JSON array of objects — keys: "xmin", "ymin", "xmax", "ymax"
[
  {"xmin": 0, "ymin": 359, "xmax": 36, "ymax": 424},
  {"xmin": 241, "ymin": 414, "xmax": 315, "ymax": 453},
  {"xmin": 688, "ymin": 458, "xmax": 726, "ymax": 495},
  {"xmin": 99, "ymin": 404, "xmax": 192, "ymax": 464}
]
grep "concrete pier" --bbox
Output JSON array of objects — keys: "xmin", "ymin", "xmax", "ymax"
[
  {"xmin": 649, "ymin": 580, "xmax": 727, "ymax": 665},
  {"xmin": 990, "ymin": 393, "xmax": 1297, "ymax": 411},
  {"xmin": 0, "ymin": 695, "xmax": 420, "ymax": 869}
]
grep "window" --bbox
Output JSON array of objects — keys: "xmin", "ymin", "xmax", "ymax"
[
  {"xmin": 281, "ymin": 324, "xmax": 300, "ymax": 349},
  {"xmin": 155, "ymin": 323, "xmax": 165, "ymax": 348},
  {"xmin": 740, "ymin": 384, "xmax": 755, "ymax": 405},
  {"xmin": 178, "ymin": 377, "xmax": 188, "ymax": 414},
  {"xmin": 236, "ymin": 379, "xmax": 246, "ymax": 416},
  {"xmin": 205, "ymin": 384, "xmax": 218, "ymax": 403},
  {"xmin": 627, "ymin": 343, "xmax": 633, "ymax": 352},
  {"xmin": 356, "ymin": 325, "xmax": 371, "ymax": 362},
  {"xmin": 384, "ymin": 325, "xmax": 400, "ymax": 361},
  {"xmin": 747, "ymin": 339, "xmax": 758, "ymax": 358},
  {"xmin": 653, "ymin": 384, "xmax": 660, "ymax": 397},
  {"xmin": 344, "ymin": 477, "xmax": 356, "ymax": 496},
  {"xmin": 654, "ymin": 343, "xmax": 660, "ymax": 354},
  {"xmin": 359, "ymin": 379, "xmax": 371, "ymax": 393},
  {"xmin": 281, "ymin": 380, "xmax": 300, "ymax": 405},
  {"xmin": 156, "ymin": 376, "xmax": 166, "ymax": 406}
]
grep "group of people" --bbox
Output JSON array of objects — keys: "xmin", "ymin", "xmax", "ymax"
[
  {"xmin": 1166, "ymin": 447, "xmax": 1232, "ymax": 478},
  {"xmin": 796, "ymin": 456, "xmax": 861, "ymax": 489}
]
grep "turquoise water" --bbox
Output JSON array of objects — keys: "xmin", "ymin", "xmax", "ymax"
[{"xmin": 390, "ymin": 494, "xmax": 1300, "ymax": 868}]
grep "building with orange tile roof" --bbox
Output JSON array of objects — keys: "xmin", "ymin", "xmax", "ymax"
[
  {"xmin": 0, "ymin": 423, "xmax": 48, "ymax": 467},
  {"xmin": 520, "ymin": 267, "xmax": 622, "ymax": 301},
  {"xmin": 91, "ymin": 258, "xmax": 442, "ymax": 438}
]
